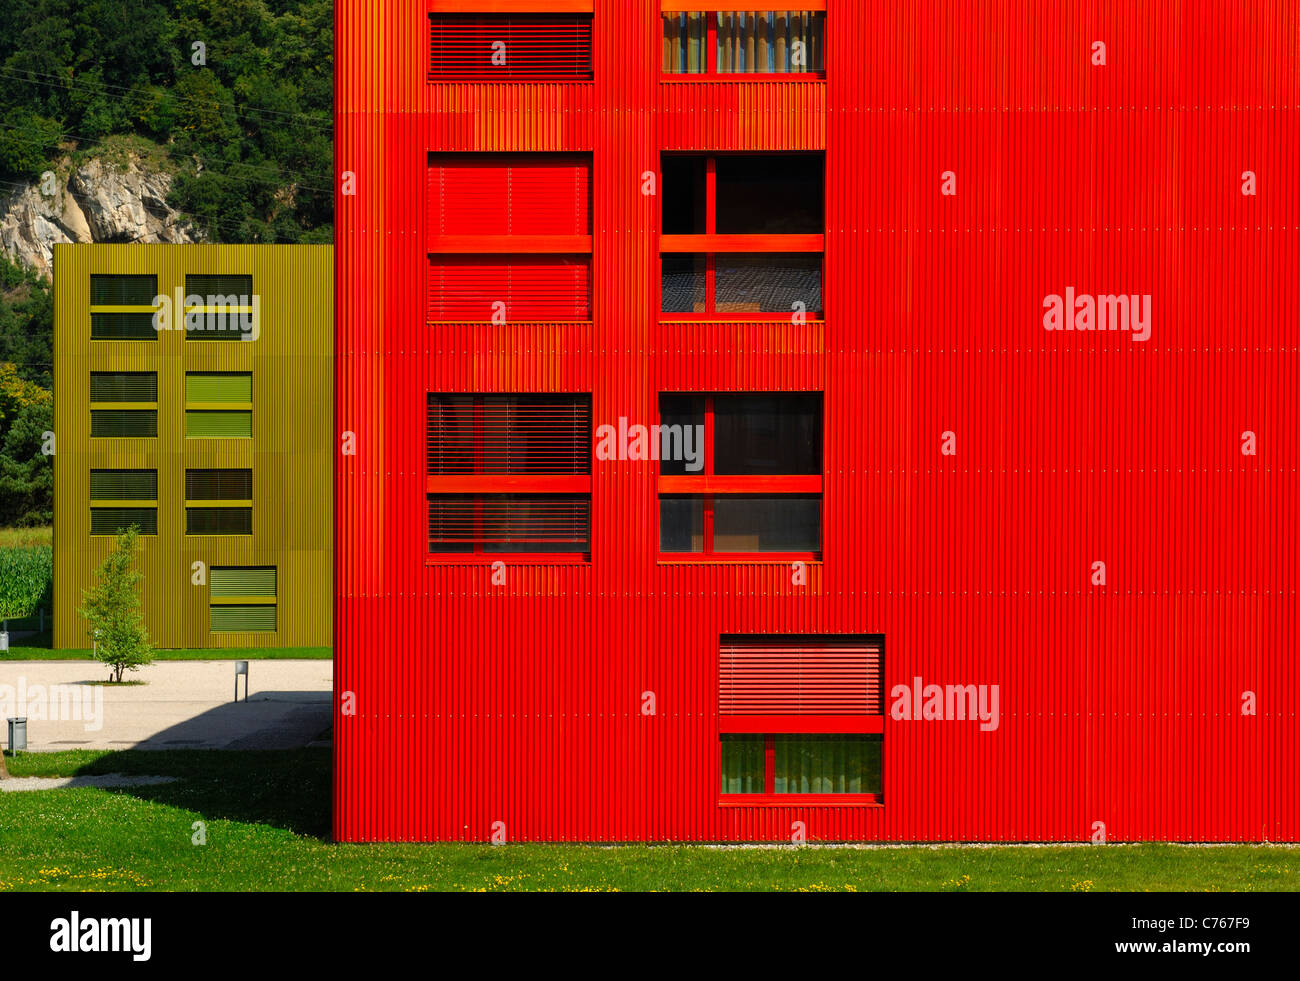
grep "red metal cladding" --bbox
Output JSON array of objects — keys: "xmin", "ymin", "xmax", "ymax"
[
  {"xmin": 427, "ymin": 154, "xmax": 592, "ymax": 238},
  {"xmin": 337, "ymin": 0, "xmax": 1300, "ymax": 842}
]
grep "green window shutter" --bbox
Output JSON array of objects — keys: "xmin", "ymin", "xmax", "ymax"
[
  {"xmin": 90, "ymin": 507, "xmax": 158, "ymax": 535},
  {"xmin": 210, "ymin": 567, "xmax": 276, "ymax": 598},
  {"xmin": 90, "ymin": 410, "xmax": 158, "ymax": 438},
  {"xmin": 210, "ymin": 605, "xmax": 277, "ymax": 633},
  {"xmin": 89, "ymin": 470, "xmax": 157, "ymax": 501},
  {"xmin": 186, "ymin": 411, "xmax": 252, "ymax": 437},
  {"xmin": 91, "ymin": 372, "xmax": 157, "ymax": 402},
  {"xmin": 90, "ymin": 274, "xmax": 157, "ymax": 305},
  {"xmin": 186, "ymin": 373, "xmax": 252, "ymax": 403},
  {"xmin": 91, "ymin": 313, "xmax": 157, "ymax": 340},
  {"xmin": 185, "ymin": 274, "xmax": 252, "ymax": 297},
  {"xmin": 186, "ymin": 507, "xmax": 252, "ymax": 535},
  {"xmin": 185, "ymin": 469, "xmax": 252, "ymax": 500}
]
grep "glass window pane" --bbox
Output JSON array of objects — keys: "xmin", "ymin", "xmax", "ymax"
[
  {"xmin": 657, "ymin": 394, "xmax": 706, "ymax": 475},
  {"xmin": 659, "ymin": 495, "xmax": 704, "ymax": 552},
  {"xmin": 91, "ymin": 312, "xmax": 157, "ymax": 340},
  {"xmin": 714, "ymin": 253, "xmax": 822, "ymax": 314},
  {"xmin": 186, "ymin": 507, "xmax": 252, "ymax": 535},
  {"xmin": 90, "ymin": 508, "xmax": 157, "ymax": 536},
  {"xmin": 714, "ymin": 155, "xmax": 822, "ymax": 233},
  {"xmin": 661, "ymin": 156, "xmax": 707, "ymax": 234},
  {"xmin": 661, "ymin": 254, "xmax": 706, "ymax": 313},
  {"xmin": 713, "ymin": 393, "xmax": 821, "ymax": 474},
  {"xmin": 713, "ymin": 494, "xmax": 820, "ymax": 552},
  {"xmin": 480, "ymin": 494, "xmax": 590, "ymax": 553},
  {"xmin": 90, "ymin": 275, "xmax": 156, "ymax": 305},
  {"xmin": 91, "ymin": 372, "xmax": 156, "ymax": 402},
  {"xmin": 186, "ymin": 372, "xmax": 252, "ymax": 403},
  {"xmin": 716, "ymin": 11, "xmax": 824, "ymax": 74},
  {"xmin": 662, "ymin": 13, "xmax": 706, "ymax": 74},
  {"xmin": 90, "ymin": 410, "xmax": 157, "ymax": 438},
  {"xmin": 774, "ymin": 734, "xmax": 881, "ymax": 794},
  {"xmin": 721, "ymin": 734, "xmax": 765, "ymax": 794}
]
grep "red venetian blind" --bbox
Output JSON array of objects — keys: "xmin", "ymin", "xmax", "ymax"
[
  {"xmin": 428, "ymin": 154, "xmax": 593, "ymax": 321},
  {"xmin": 427, "ymin": 394, "xmax": 592, "ymax": 555},
  {"xmin": 719, "ymin": 637, "xmax": 883, "ymax": 728},
  {"xmin": 428, "ymin": 14, "xmax": 594, "ymax": 81}
]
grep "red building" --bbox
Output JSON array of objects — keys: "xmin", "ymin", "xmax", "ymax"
[{"xmin": 335, "ymin": 1, "xmax": 1300, "ymax": 842}]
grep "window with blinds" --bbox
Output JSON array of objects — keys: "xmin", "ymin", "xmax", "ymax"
[
  {"xmin": 428, "ymin": 13, "xmax": 594, "ymax": 80},
  {"xmin": 185, "ymin": 372, "xmax": 252, "ymax": 438},
  {"xmin": 210, "ymin": 566, "xmax": 276, "ymax": 633},
  {"xmin": 427, "ymin": 153, "xmax": 593, "ymax": 321},
  {"xmin": 718, "ymin": 635, "xmax": 884, "ymax": 801},
  {"xmin": 185, "ymin": 468, "xmax": 252, "ymax": 535},
  {"xmin": 89, "ymin": 468, "xmax": 157, "ymax": 536},
  {"xmin": 183, "ymin": 274, "xmax": 255, "ymax": 340},
  {"xmin": 427, "ymin": 394, "xmax": 592, "ymax": 555},
  {"xmin": 662, "ymin": 8, "xmax": 825, "ymax": 75},
  {"xmin": 89, "ymin": 371, "xmax": 159, "ymax": 438},
  {"xmin": 90, "ymin": 410, "xmax": 157, "ymax": 438},
  {"xmin": 90, "ymin": 274, "xmax": 158, "ymax": 340}
]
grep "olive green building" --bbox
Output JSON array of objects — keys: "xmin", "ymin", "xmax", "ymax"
[{"xmin": 53, "ymin": 244, "xmax": 332, "ymax": 649}]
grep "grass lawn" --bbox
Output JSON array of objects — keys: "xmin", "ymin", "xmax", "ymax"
[
  {"xmin": 2, "ymin": 638, "xmax": 331, "ymax": 661},
  {"xmin": 0, "ymin": 526, "xmax": 51, "ymax": 548},
  {"xmin": 0, "ymin": 749, "xmax": 1294, "ymax": 892}
]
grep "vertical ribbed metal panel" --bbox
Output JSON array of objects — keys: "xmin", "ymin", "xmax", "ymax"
[{"xmin": 337, "ymin": 0, "xmax": 1300, "ymax": 841}]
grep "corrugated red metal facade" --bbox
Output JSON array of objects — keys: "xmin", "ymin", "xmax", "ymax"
[{"xmin": 336, "ymin": 1, "xmax": 1300, "ymax": 842}]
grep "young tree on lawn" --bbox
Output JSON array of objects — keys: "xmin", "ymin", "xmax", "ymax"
[
  {"xmin": 78, "ymin": 525, "xmax": 154, "ymax": 682},
  {"xmin": 0, "ymin": 543, "xmax": 51, "ymax": 648}
]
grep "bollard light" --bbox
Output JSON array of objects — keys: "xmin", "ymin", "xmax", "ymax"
[
  {"xmin": 234, "ymin": 660, "xmax": 249, "ymax": 702},
  {"xmin": 7, "ymin": 717, "xmax": 27, "ymax": 753}
]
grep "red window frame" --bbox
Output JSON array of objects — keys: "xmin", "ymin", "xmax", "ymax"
[
  {"xmin": 659, "ymin": 2, "xmax": 827, "ymax": 81},
  {"xmin": 426, "ymin": 394, "xmax": 592, "ymax": 563},
  {"xmin": 656, "ymin": 393, "xmax": 822, "ymax": 561},
  {"xmin": 658, "ymin": 154, "xmax": 824, "ymax": 321}
]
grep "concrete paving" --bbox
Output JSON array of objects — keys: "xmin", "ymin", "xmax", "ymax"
[{"xmin": 0, "ymin": 660, "xmax": 332, "ymax": 751}]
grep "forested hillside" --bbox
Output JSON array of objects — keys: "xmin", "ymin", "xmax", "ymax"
[{"xmin": 0, "ymin": 0, "xmax": 333, "ymax": 526}]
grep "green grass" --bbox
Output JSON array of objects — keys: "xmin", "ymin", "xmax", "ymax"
[
  {"xmin": 2, "ymin": 642, "xmax": 331, "ymax": 661},
  {"xmin": 0, "ymin": 527, "xmax": 51, "ymax": 548},
  {"xmin": 0, "ymin": 750, "xmax": 1295, "ymax": 892}
]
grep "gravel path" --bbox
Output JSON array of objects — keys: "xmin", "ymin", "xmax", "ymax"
[{"xmin": 0, "ymin": 774, "xmax": 178, "ymax": 792}]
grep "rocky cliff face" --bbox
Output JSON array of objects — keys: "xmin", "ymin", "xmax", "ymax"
[{"xmin": 0, "ymin": 154, "xmax": 202, "ymax": 279}]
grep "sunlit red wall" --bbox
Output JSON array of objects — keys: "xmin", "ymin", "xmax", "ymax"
[{"xmin": 335, "ymin": 0, "xmax": 1300, "ymax": 842}]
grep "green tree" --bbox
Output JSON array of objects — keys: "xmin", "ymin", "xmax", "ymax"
[
  {"xmin": 0, "ymin": 543, "xmax": 52, "ymax": 642},
  {"xmin": 78, "ymin": 526, "xmax": 154, "ymax": 682}
]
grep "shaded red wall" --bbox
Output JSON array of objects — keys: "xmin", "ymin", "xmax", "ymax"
[{"xmin": 335, "ymin": 0, "xmax": 1300, "ymax": 842}]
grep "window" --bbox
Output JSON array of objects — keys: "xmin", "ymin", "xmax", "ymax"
[
  {"xmin": 428, "ymin": 154, "xmax": 592, "ymax": 321},
  {"xmin": 89, "ymin": 469, "xmax": 157, "ymax": 536},
  {"xmin": 658, "ymin": 393, "xmax": 821, "ymax": 556},
  {"xmin": 90, "ymin": 372, "xmax": 158, "ymax": 438},
  {"xmin": 185, "ymin": 468, "xmax": 252, "ymax": 535},
  {"xmin": 663, "ymin": 7, "xmax": 824, "ymax": 76},
  {"xmin": 186, "ymin": 372, "xmax": 252, "ymax": 437},
  {"xmin": 719, "ymin": 636, "xmax": 883, "ymax": 803},
  {"xmin": 429, "ymin": 11, "xmax": 593, "ymax": 80},
  {"xmin": 183, "ymin": 274, "xmax": 254, "ymax": 340},
  {"xmin": 210, "ymin": 566, "xmax": 276, "ymax": 633},
  {"xmin": 427, "ymin": 394, "xmax": 591, "ymax": 556},
  {"xmin": 660, "ymin": 154, "xmax": 823, "ymax": 316},
  {"xmin": 90, "ymin": 274, "xmax": 157, "ymax": 340}
]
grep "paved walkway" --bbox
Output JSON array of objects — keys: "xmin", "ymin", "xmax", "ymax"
[{"xmin": 0, "ymin": 660, "xmax": 332, "ymax": 751}]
